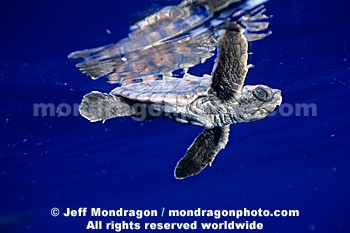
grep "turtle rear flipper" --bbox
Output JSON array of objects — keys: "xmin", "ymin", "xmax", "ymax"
[
  {"xmin": 79, "ymin": 91, "xmax": 135, "ymax": 122},
  {"xmin": 175, "ymin": 125, "xmax": 230, "ymax": 179}
]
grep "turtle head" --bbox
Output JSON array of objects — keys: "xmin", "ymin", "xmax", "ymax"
[{"xmin": 237, "ymin": 85, "xmax": 282, "ymax": 122}]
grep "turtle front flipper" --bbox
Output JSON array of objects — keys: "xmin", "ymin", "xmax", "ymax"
[
  {"xmin": 209, "ymin": 26, "xmax": 249, "ymax": 102},
  {"xmin": 175, "ymin": 125, "xmax": 230, "ymax": 179},
  {"xmin": 79, "ymin": 91, "xmax": 135, "ymax": 123}
]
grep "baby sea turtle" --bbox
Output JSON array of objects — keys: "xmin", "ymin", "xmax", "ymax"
[{"xmin": 78, "ymin": 26, "xmax": 282, "ymax": 179}]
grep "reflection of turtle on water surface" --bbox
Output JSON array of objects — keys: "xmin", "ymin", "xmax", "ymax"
[
  {"xmin": 68, "ymin": 0, "xmax": 271, "ymax": 83},
  {"xmin": 69, "ymin": 0, "xmax": 282, "ymax": 179}
]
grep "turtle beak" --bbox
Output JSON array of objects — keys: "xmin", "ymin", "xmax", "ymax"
[
  {"xmin": 276, "ymin": 93, "xmax": 282, "ymax": 106},
  {"xmin": 273, "ymin": 89, "xmax": 282, "ymax": 107}
]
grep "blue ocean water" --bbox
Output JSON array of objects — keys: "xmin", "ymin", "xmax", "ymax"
[{"xmin": 1, "ymin": 0, "xmax": 349, "ymax": 232}]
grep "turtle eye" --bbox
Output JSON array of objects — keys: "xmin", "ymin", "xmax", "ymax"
[{"xmin": 253, "ymin": 87, "xmax": 269, "ymax": 101}]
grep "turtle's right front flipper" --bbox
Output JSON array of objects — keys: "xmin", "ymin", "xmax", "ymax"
[
  {"xmin": 175, "ymin": 125, "xmax": 230, "ymax": 179},
  {"xmin": 79, "ymin": 91, "xmax": 135, "ymax": 123}
]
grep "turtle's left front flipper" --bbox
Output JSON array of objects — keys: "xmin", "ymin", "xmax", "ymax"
[{"xmin": 175, "ymin": 125, "xmax": 230, "ymax": 179}]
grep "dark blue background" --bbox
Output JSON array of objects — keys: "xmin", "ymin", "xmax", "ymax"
[{"xmin": 1, "ymin": 0, "xmax": 349, "ymax": 232}]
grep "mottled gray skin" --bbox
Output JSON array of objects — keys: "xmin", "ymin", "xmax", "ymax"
[
  {"xmin": 81, "ymin": 84, "xmax": 281, "ymax": 128},
  {"xmin": 79, "ymin": 28, "xmax": 282, "ymax": 179},
  {"xmin": 144, "ymin": 84, "xmax": 281, "ymax": 128}
]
